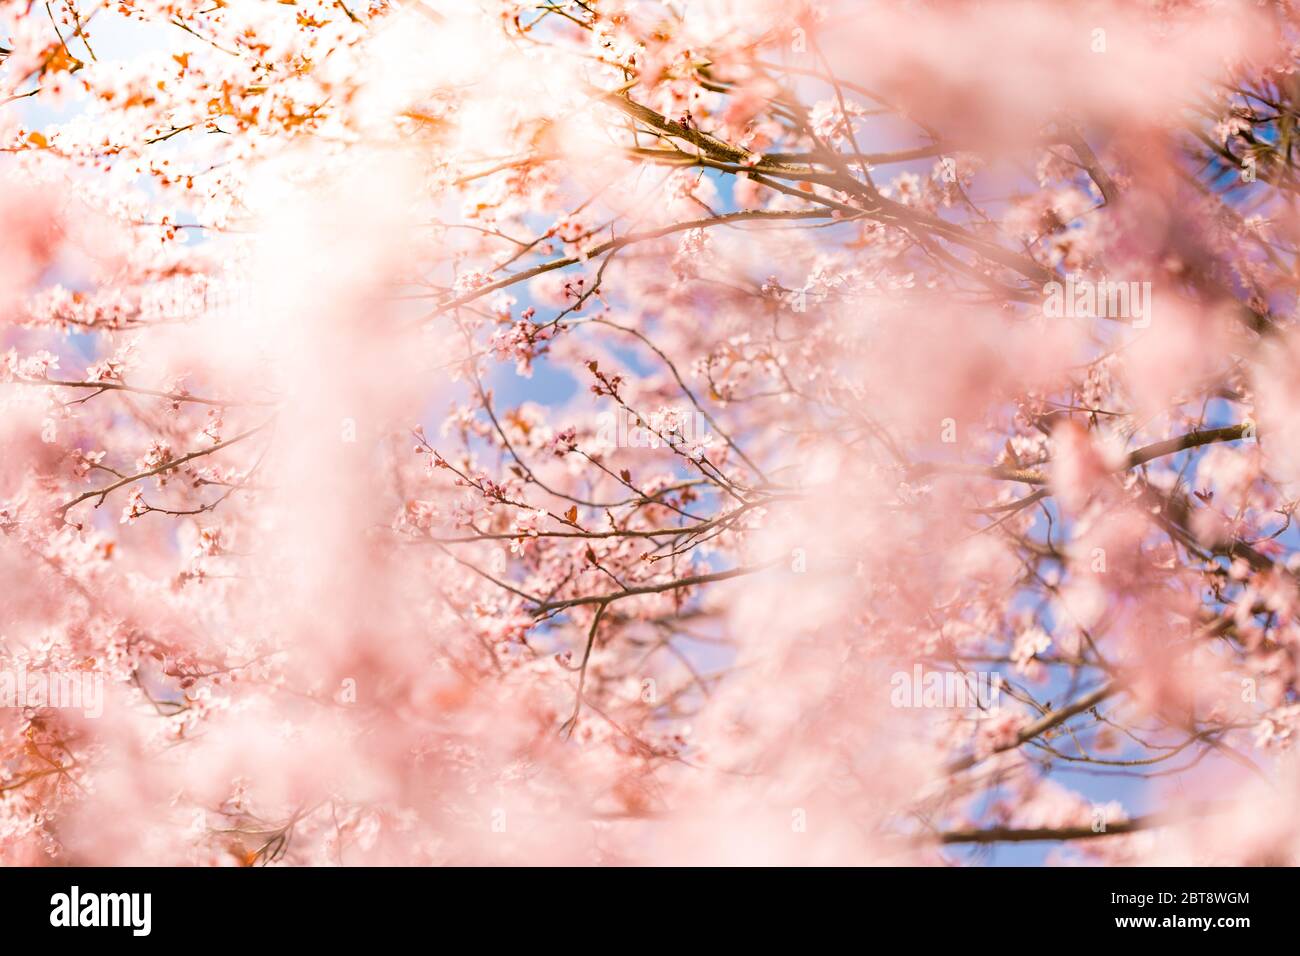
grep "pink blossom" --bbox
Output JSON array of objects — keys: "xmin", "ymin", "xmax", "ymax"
[{"xmin": 0, "ymin": 0, "xmax": 1296, "ymax": 869}]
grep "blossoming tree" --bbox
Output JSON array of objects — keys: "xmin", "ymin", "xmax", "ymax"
[{"xmin": 2, "ymin": 0, "xmax": 1300, "ymax": 865}]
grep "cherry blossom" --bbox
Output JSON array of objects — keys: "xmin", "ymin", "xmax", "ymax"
[{"xmin": 1, "ymin": 0, "xmax": 1299, "ymax": 867}]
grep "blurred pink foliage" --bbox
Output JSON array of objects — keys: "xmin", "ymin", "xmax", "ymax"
[{"xmin": 1, "ymin": 0, "xmax": 1299, "ymax": 865}]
